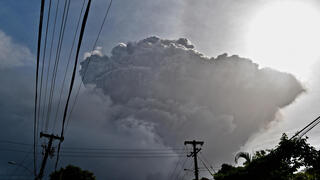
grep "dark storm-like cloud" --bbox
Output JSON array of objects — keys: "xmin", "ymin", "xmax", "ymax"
[{"xmin": 77, "ymin": 36, "xmax": 304, "ymax": 178}]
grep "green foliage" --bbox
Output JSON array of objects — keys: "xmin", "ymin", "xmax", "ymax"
[
  {"xmin": 214, "ymin": 134, "xmax": 320, "ymax": 180},
  {"xmin": 50, "ymin": 165, "xmax": 96, "ymax": 180}
]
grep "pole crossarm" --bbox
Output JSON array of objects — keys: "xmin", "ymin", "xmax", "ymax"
[
  {"xmin": 184, "ymin": 140, "xmax": 204, "ymax": 146},
  {"xmin": 36, "ymin": 132, "xmax": 63, "ymax": 180},
  {"xmin": 40, "ymin": 132, "xmax": 64, "ymax": 141}
]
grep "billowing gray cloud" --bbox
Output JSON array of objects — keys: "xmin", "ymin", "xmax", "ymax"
[
  {"xmin": 64, "ymin": 86, "xmax": 178, "ymax": 180},
  {"xmin": 0, "ymin": 35, "xmax": 304, "ymax": 179},
  {"xmin": 76, "ymin": 36, "xmax": 304, "ymax": 178}
]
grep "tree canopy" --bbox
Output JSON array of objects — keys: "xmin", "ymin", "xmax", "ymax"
[
  {"xmin": 214, "ymin": 134, "xmax": 320, "ymax": 180},
  {"xmin": 50, "ymin": 165, "xmax": 96, "ymax": 180}
]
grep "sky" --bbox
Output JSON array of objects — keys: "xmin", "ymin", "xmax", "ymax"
[{"xmin": 1, "ymin": 0, "xmax": 320, "ymax": 179}]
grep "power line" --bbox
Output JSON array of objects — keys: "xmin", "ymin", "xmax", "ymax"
[
  {"xmin": 175, "ymin": 157, "xmax": 189, "ymax": 180},
  {"xmin": 179, "ymin": 160, "xmax": 193, "ymax": 180},
  {"xmin": 199, "ymin": 152, "xmax": 216, "ymax": 173},
  {"xmin": 16, "ymin": 161, "xmax": 33, "ymax": 178},
  {"xmin": 0, "ymin": 140, "xmax": 36, "ymax": 146},
  {"xmin": 31, "ymin": 0, "xmax": 114, "ymax": 177},
  {"xmin": 52, "ymin": 0, "xmax": 72, "ymax": 131},
  {"xmin": 0, "ymin": 148, "xmax": 185, "ymax": 158},
  {"xmin": 60, "ymin": 147, "xmax": 187, "ymax": 151},
  {"xmin": 60, "ymin": 154, "xmax": 185, "ymax": 159},
  {"xmin": 34, "ymin": 0, "xmax": 46, "ymax": 176},
  {"xmin": 198, "ymin": 156, "xmax": 214, "ymax": 177},
  {"xmin": 37, "ymin": 0, "xmax": 52, "ymax": 146},
  {"xmin": 0, "ymin": 148, "xmax": 187, "ymax": 156},
  {"xmin": 169, "ymin": 146, "xmax": 187, "ymax": 180},
  {"xmin": 59, "ymin": 152, "xmax": 187, "ymax": 155},
  {"xmin": 0, "ymin": 140, "xmax": 187, "ymax": 152},
  {"xmin": 170, "ymin": 158, "xmax": 183, "ymax": 179},
  {"xmin": 66, "ymin": 0, "xmax": 113, "ymax": 132},
  {"xmin": 45, "ymin": 0, "xmax": 70, "ymax": 132},
  {"xmin": 41, "ymin": 0, "xmax": 60, "ymax": 132},
  {"xmin": 290, "ymin": 115, "xmax": 320, "ymax": 140},
  {"xmin": 52, "ymin": 0, "xmax": 86, "ymax": 133},
  {"xmin": 8, "ymin": 148, "xmax": 33, "ymax": 180},
  {"xmin": 55, "ymin": 0, "xmax": 92, "ymax": 170}
]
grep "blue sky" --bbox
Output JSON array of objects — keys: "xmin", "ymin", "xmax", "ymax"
[{"xmin": 0, "ymin": 0, "xmax": 39, "ymax": 51}]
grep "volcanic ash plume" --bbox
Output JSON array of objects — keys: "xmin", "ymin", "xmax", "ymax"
[{"xmin": 79, "ymin": 36, "xmax": 304, "ymax": 164}]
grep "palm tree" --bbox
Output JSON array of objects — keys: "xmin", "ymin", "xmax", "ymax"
[{"xmin": 235, "ymin": 152, "xmax": 251, "ymax": 165}]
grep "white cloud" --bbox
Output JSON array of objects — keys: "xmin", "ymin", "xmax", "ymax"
[{"xmin": 0, "ymin": 30, "xmax": 33, "ymax": 69}]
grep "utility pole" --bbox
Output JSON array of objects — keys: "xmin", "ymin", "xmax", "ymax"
[
  {"xmin": 35, "ymin": 132, "xmax": 63, "ymax": 180},
  {"xmin": 184, "ymin": 140, "xmax": 204, "ymax": 180}
]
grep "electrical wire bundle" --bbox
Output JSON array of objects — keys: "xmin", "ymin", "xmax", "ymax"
[{"xmin": 32, "ymin": 0, "xmax": 113, "ymax": 177}]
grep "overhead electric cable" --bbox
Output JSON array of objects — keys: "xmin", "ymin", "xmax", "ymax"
[
  {"xmin": 60, "ymin": 154, "xmax": 185, "ymax": 159},
  {"xmin": 299, "ymin": 120, "xmax": 320, "ymax": 138},
  {"xmin": 0, "ymin": 140, "xmax": 187, "ymax": 151},
  {"xmin": 45, "ymin": 0, "xmax": 70, "ymax": 132},
  {"xmin": 58, "ymin": 151, "xmax": 187, "ymax": 155},
  {"xmin": 41, "ymin": 0, "xmax": 60, "ymax": 132},
  {"xmin": 8, "ymin": 148, "xmax": 33, "ymax": 179},
  {"xmin": 55, "ymin": 0, "xmax": 92, "ymax": 170},
  {"xmin": 290, "ymin": 115, "xmax": 320, "ymax": 140},
  {"xmin": 52, "ymin": 0, "xmax": 86, "ymax": 133},
  {"xmin": 66, "ymin": 0, "xmax": 113, "ymax": 131},
  {"xmin": 199, "ymin": 152, "xmax": 216, "ymax": 173},
  {"xmin": 60, "ymin": 148, "xmax": 187, "ymax": 152},
  {"xmin": 169, "ymin": 157, "xmax": 183, "ymax": 180},
  {"xmin": 198, "ymin": 156, "xmax": 215, "ymax": 177},
  {"xmin": 51, "ymin": 0, "xmax": 73, "ymax": 131},
  {"xmin": 0, "ymin": 140, "xmax": 38, "ymax": 146},
  {"xmin": 179, "ymin": 160, "xmax": 193, "ymax": 180},
  {"xmin": 0, "ymin": 148, "xmax": 186, "ymax": 156},
  {"xmin": 174, "ymin": 157, "xmax": 189, "ymax": 180},
  {"xmin": 34, "ymin": 0, "xmax": 46, "ymax": 176},
  {"xmin": 169, "ymin": 146, "xmax": 186, "ymax": 180},
  {"xmin": 37, "ymin": 0, "xmax": 52, "ymax": 140},
  {"xmin": 0, "ymin": 149, "xmax": 185, "ymax": 159}
]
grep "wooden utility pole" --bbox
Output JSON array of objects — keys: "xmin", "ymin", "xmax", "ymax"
[
  {"xmin": 35, "ymin": 132, "xmax": 63, "ymax": 180},
  {"xmin": 184, "ymin": 140, "xmax": 204, "ymax": 180}
]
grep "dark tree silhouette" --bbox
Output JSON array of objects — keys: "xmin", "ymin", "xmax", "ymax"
[
  {"xmin": 50, "ymin": 165, "xmax": 96, "ymax": 180},
  {"xmin": 214, "ymin": 134, "xmax": 320, "ymax": 180}
]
